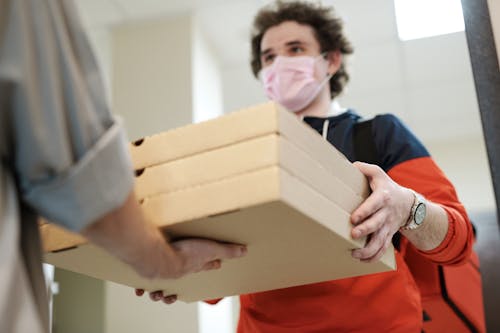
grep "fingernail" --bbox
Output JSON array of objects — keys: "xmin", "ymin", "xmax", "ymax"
[
  {"xmin": 163, "ymin": 297, "xmax": 176, "ymax": 304},
  {"xmin": 352, "ymin": 229, "xmax": 361, "ymax": 238},
  {"xmin": 352, "ymin": 251, "xmax": 361, "ymax": 259}
]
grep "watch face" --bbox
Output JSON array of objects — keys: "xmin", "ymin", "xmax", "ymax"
[{"xmin": 415, "ymin": 203, "xmax": 426, "ymax": 225}]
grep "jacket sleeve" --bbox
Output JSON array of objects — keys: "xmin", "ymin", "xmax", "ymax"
[{"xmin": 387, "ymin": 157, "xmax": 474, "ymax": 265}]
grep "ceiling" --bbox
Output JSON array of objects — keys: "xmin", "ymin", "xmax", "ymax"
[{"xmin": 75, "ymin": 0, "xmax": 484, "ymax": 144}]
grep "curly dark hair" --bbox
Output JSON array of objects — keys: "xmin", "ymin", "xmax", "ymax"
[{"xmin": 250, "ymin": 1, "xmax": 354, "ymax": 99}]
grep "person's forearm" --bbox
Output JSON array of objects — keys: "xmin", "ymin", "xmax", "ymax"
[
  {"xmin": 400, "ymin": 201, "xmax": 449, "ymax": 251},
  {"xmin": 81, "ymin": 191, "xmax": 181, "ymax": 278}
]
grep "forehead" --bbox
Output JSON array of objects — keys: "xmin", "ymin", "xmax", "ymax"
[{"xmin": 260, "ymin": 20, "xmax": 320, "ymax": 51}]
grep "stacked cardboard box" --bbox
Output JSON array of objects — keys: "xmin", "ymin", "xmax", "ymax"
[{"xmin": 41, "ymin": 102, "xmax": 395, "ymax": 302}]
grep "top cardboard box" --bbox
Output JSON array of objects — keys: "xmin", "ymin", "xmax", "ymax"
[{"xmin": 130, "ymin": 102, "xmax": 369, "ymax": 198}]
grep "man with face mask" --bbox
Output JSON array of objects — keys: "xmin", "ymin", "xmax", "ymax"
[
  {"xmin": 242, "ymin": 1, "xmax": 474, "ymax": 332},
  {"xmin": 145, "ymin": 1, "xmax": 474, "ymax": 332}
]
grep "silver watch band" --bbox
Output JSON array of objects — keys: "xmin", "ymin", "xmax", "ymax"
[{"xmin": 401, "ymin": 189, "xmax": 427, "ymax": 231}]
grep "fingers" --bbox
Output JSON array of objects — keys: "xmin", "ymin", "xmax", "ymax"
[
  {"xmin": 361, "ymin": 236, "xmax": 393, "ymax": 263},
  {"xmin": 148, "ymin": 290, "xmax": 178, "ymax": 304},
  {"xmin": 352, "ymin": 226, "xmax": 391, "ymax": 261},
  {"xmin": 150, "ymin": 290, "xmax": 164, "ymax": 301},
  {"xmin": 351, "ymin": 162, "xmax": 394, "ymax": 225},
  {"xmin": 162, "ymin": 295, "xmax": 177, "ymax": 304},
  {"xmin": 195, "ymin": 243, "xmax": 246, "ymax": 274},
  {"xmin": 352, "ymin": 209, "xmax": 387, "ymax": 239},
  {"xmin": 351, "ymin": 189, "xmax": 389, "ymax": 226},
  {"xmin": 169, "ymin": 238, "xmax": 248, "ymax": 278},
  {"xmin": 209, "ymin": 243, "xmax": 247, "ymax": 261},
  {"xmin": 171, "ymin": 239, "xmax": 247, "ymax": 262},
  {"xmin": 349, "ymin": 162, "xmax": 407, "ymax": 263}
]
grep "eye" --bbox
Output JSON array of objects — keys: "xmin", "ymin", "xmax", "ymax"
[
  {"xmin": 262, "ymin": 53, "xmax": 276, "ymax": 65},
  {"xmin": 290, "ymin": 46, "xmax": 304, "ymax": 54}
]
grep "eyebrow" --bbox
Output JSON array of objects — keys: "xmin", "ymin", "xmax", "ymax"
[
  {"xmin": 285, "ymin": 40, "xmax": 305, "ymax": 47},
  {"xmin": 260, "ymin": 40, "xmax": 306, "ymax": 57}
]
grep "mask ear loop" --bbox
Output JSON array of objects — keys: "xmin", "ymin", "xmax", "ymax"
[
  {"xmin": 317, "ymin": 53, "xmax": 330, "ymax": 139},
  {"xmin": 316, "ymin": 53, "xmax": 331, "ymax": 140},
  {"xmin": 318, "ymin": 51, "xmax": 334, "ymax": 78}
]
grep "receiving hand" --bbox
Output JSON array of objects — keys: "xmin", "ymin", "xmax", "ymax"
[
  {"xmin": 350, "ymin": 162, "xmax": 414, "ymax": 263},
  {"xmin": 135, "ymin": 237, "xmax": 247, "ymax": 304}
]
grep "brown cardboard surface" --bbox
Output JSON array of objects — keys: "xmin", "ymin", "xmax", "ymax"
[
  {"xmin": 135, "ymin": 134, "xmax": 364, "ymax": 214},
  {"xmin": 44, "ymin": 167, "xmax": 395, "ymax": 302},
  {"xmin": 130, "ymin": 102, "xmax": 370, "ymax": 198},
  {"xmin": 40, "ymin": 223, "xmax": 86, "ymax": 252}
]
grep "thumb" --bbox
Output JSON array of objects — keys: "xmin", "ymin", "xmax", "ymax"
[
  {"xmin": 353, "ymin": 161, "xmax": 382, "ymax": 179},
  {"xmin": 208, "ymin": 243, "xmax": 247, "ymax": 261}
]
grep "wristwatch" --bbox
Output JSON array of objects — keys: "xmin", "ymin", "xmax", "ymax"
[{"xmin": 401, "ymin": 189, "xmax": 427, "ymax": 231}]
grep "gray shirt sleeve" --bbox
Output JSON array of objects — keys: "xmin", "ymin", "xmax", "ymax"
[{"xmin": 0, "ymin": 0, "xmax": 134, "ymax": 231}]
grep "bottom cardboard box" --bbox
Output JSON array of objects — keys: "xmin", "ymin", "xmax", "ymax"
[{"xmin": 43, "ymin": 167, "xmax": 395, "ymax": 302}]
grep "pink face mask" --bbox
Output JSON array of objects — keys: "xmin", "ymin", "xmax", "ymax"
[{"xmin": 260, "ymin": 55, "xmax": 331, "ymax": 112}]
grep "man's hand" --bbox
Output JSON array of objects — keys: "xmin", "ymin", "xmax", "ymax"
[
  {"xmin": 82, "ymin": 191, "xmax": 247, "ymax": 281},
  {"xmin": 134, "ymin": 238, "xmax": 246, "ymax": 304},
  {"xmin": 155, "ymin": 238, "xmax": 247, "ymax": 279},
  {"xmin": 350, "ymin": 162, "xmax": 414, "ymax": 263}
]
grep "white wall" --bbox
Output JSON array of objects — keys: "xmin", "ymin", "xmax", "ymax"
[
  {"xmin": 192, "ymin": 19, "xmax": 223, "ymax": 123},
  {"xmin": 427, "ymin": 136, "xmax": 495, "ymax": 214},
  {"xmin": 112, "ymin": 14, "xmax": 194, "ymax": 140},
  {"xmin": 105, "ymin": 282, "xmax": 198, "ymax": 333},
  {"xmin": 221, "ymin": 65, "xmax": 266, "ymax": 113}
]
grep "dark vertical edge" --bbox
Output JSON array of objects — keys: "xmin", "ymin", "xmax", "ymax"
[{"xmin": 461, "ymin": 0, "xmax": 500, "ymax": 226}]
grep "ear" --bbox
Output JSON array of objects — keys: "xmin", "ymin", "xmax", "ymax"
[{"xmin": 326, "ymin": 50, "xmax": 342, "ymax": 76}]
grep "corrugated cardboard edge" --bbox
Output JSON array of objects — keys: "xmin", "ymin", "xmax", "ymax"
[
  {"xmin": 140, "ymin": 167, "xmax": 283, "ymax": 228},
  {"xmin": 134, "ymin": 135, "xmax": 279, "ymax": 198},
  {"xmin": 40, "ymin": 223, "xmax": 87, "ymax": 253},
  {"xmin": 134, "ymin": 134, "xmax": 366, "ymax": 215}
]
